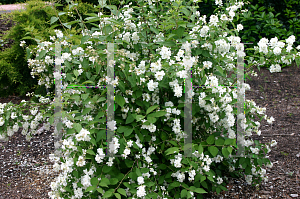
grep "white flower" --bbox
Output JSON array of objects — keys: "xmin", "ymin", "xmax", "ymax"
[
  {"xmin": 20, "ymin": 40, "xmax": 26, "ymax": 47},
  {"xmin": 13, "ymin": 124, "xmax": 19, "ymax": 132},
  {"xmin": 200, "ymin": 26, "xmax": 210, "ymax": 37},
  {"xmin": 217, "ymin": 177, "xmax": 223, "ymax": 184},
  {"xmin": 0, "ymin": 117, "xmax": 4, "ymax": 126},
  {"xmin": 137, "ymin": 185, "xmax": 146, "ymax": 197},
  {"xmin": 270, "ymin": 140, "xmax": 277, "ymax": 147},
  {"xmin": 75, "ymin": 128, "xmax": 91, "ymax": 142},
  {"xmin": 286, "ymin": 35, "xmax": 295, "ymax": 46},
  {"xmin": 132, "ymin": 32, "xmax": 140, "ymax": 44},
  {"xmin": 174, "ymin": 84, "xmax": 183, "ymax": 98},
  {"xmin": 245, "ymin": 175, "xmax": 253, "ymax": 185},
  {"xmin": 147, "ymin": 80, "xmax": 159, "ymax": 91},
  {"xmin": 269, "ymin": 37, "xmax": 278, "ymax": 48},
  {"xmin": 137, "ymin": 176, "xmax": 144, "ymax": 185},
  {"xmin": 107, "ymin": 120, "xmax": 117, "ymax": 131},
  {"xmin": 11, "ymin": 112, "xmax": 17, "ymax": 120},
  {"xmin": 250, "ymin": 146, "xmax": 259, "ymax": 155},
  {"xmin": 220, "ymin": 14, "xmax": 228, "ymax": 21},
  {"xmin": 176, "ymin": 70, "xmax": 187, "ymax": 78},
  {"xmin": 165, "ymin": 101, "xmax": 174, "ymax": 107},
  {"xmin": 267, "ymin": 116, "xmax": 275, "ymax": 124},
  {"xmin": 236, "ymin": 24, "xmax": 243, "ymax": 32},
  {"xmin": 203, "ymin": 165, "xmax": 210, "ymax": 172},
  {"xmin": 273, "ymin": 46, "xmax": 281, "ymax": 55},
  {"xmin": 54, "ymin": 29, "xmax": 64, "ymax": 39},
  {"xmin": 76, "ymin": 156, "xmax": 86, "ymax": 167},
  {"xmin": 209, "ymin": 14, "xmax": 219, "ymax": 26},
  {"xmin": 155, "ymin": 70, "xmax": 165, "ymax": 81},
  {"xmin": 122, "ymin": 32, "xmax": 131, "ymax": 43},
  {"xmin": 269, "ymin": 64, "xmax": 281, "ymax": 73},
  {"xmin": 203, "ymin": 61, "xmax": 212, "ymax": 69},
  {"xmin": 159, "ymin": 46, "xmax": 172, "ymax": 59}
]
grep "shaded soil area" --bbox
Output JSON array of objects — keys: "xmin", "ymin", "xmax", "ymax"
[{"xmin": 1, "ymin": 9, "xmax": 300, "ymax": 199}]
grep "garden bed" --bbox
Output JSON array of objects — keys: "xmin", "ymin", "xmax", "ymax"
[{"xmin": 0, "ymin": 9, "xmax": 300, "ymax": 199}]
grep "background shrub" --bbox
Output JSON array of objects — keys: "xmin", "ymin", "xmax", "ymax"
[{"xmin": 0, "ymin": 0, "xmax": 100, "ymax": 98}]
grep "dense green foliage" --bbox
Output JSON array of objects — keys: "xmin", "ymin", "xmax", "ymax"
[{"xmin": 0, "ymin": 0, "xmax": 299, "ymax": 97}]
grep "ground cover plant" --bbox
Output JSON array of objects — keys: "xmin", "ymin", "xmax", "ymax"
[{"xmin": 0, "ymin": 0, "xmax": 300, "ymax": 198}]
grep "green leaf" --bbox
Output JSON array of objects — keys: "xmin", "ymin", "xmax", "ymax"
[
  {"xmin": 180, "ymin": 7, "xmax": 190, "ymax": 17},
  {"xmin": 73, "ymin": 123, "xmax": 82, "ymax": 133},
  {"xmin": 103, "ymin": 190, "xmax": 113, "ymax": 198},
  {"xmin": 150, "ymin": 26, "xmax": 160, "ymax": 34},
  {"xmin": 125, "ymin": 113, "xmax": 135, "ymax": 124},
  {"xmin": 175, "ymin": 26, "xmax": 185, "ymax": 38},
  {"xmin": 115, "ymin": 95, "xmax": 125, "ymax": 107},
  {"xmin": 181, "ymin": 189, "xmax": 187, "ymax": 198},
  {"xmin": 85, "ymin": 185, "xmax": 96, "ymax": 192},
  {"xmin": 91, "ymin": 177, "xmax": 98, "ymax": 186},
  {"xmin": 118, "ymin": 81, "xmax": 126, "ymax": 93},
  {"xmin": 128, "ymin": 75, "xmax": 136, "ymax": 87},
  {"xmin": 99, "ymin": 178, "xmax": 110, "ymax": 187},
  {"xmin": 50, "ymin": 16, "xmax": 59, "ymax": 24},
  {"xmin": 58, "ymin": 12, "xmax": 66, "ymax": 16},
  {"xmin": 208, "ymin": 146, "xmax": 218, "ymax": 157},
  {"xmin": 206, "ymin": 135, "xmax": 215, "ymax": 145},
  {"xmin": 146, "ymin": 117, "xmax": 156, "ymax": 124},
  {"xmin": 147, "ymin": 111, "xmax": 167, "ymax": 118},
  {"xmin": 81, "ymin": 108, "xmax": 92, "ymax": 116},
  {"xmin": 62, "ymin": 22, "xmax": 71, "ymax": 29},
  {"xmin": 136, "ymin": 168, "xmax": 142, "ymax": 176},
  {"xmin": 215, "ymin": 138, "xmax": 224, "ymax": 146},
  {"xmin": 227, "ymin": 146, "xmax": 233, "ymax": 154},
  {"xmin": 135, "ymin": 90, "xmax": 143, "ymax": 99},
  {"xmin": 198, "ymin": 144, "xmax": 203, "ymax": 154},
  {"xmin": 124, "ymin": 127, "xmax": 133, "ymax": 137},
  {"xmin": 169, "ymin": 181, "xmax": 181, "ymax": 189},
  {"xmin": 215, "ymin": 65, "xmax": 224, "ymax": 76},
  {"xmin": 224, "ymin": 138, "xmax": 235, "ymax": 145},
  {"xmin": 165, "ymin": 147, "xmax": 179, "ymax": 156},
  {"xmin": 86, "ymin": 149, "xmax": 95, "ymax": 156},
  {"xmin": 37, "ymin": 50, "xmax": 47, "ymax": 60},
  {"xmin": 222, "ymin": 147, "xmax": 230, "ymax": 158},
  {"xmin": 114, "ymin": 193, "xmax": 121, "ymax": 199},
  {"xmin": 136, "ymin": 115, "xmax": 145, "ymax": 122},
  {"xmin": 110, "ymin": 178, "xmax": 119, "ymax": 185},
  {"xmin": 103, "ymin": 25, "xmax": 113, "ymax": 35},
  {"xmin": 146, "ymin": 105, "xmax": 159, "ymax": 115},
  {"xmin": 194, "ymin": 188, "xmax": 207, "ymax": 194},
  {"xmin": 169, "ymin": 140, "xmax": 178, "ymax": 146},
  {"xmin": 117, "ymin": 188, "xmax": 127, "ymax": 196},
  {"xmin": 81, "ymin": 35, "xmax": 91, "ymax": 45},
  {"xmin": 158, "ymin": 40, "xmax": 177, "ymax": 47}
]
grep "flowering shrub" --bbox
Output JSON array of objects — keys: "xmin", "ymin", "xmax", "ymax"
[{"xmin": 0, "ymin": 0, "xmax": 299, "ymax": 198}]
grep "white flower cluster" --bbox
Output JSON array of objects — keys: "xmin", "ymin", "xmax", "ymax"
[
  {"xmin": 141, "ymin": 123, "xmax": 157, "ymax": 133},
  {"xmin": 135, "ymin": 60, "xmax": 146, "ymax": 75},
  {"xmin": 158, "ymin": 46, "xmax": 172, "ymax": 59},
  {"xmin": 170, "ymin": 153, "xmax": 182, "ymax": 168},
  {"xmin": 269, "ymin": 64, "xmax": 281, "ymax": 73},
  {"xmin": 169, "ymin": 79, "xmax": 183, "ymax": 98},
  {"xmin": 147, "ymin": 80, "xmax": 159, "ymax": 92},
  {"xmin": 108, "ymin": 137, "xmax": 120, "ymax": 155},
  {"xmin": 75, "ymin": 128, "xmax": 91, "ymax": 142},
  {"xmin": 72, "ymin": 47, "xmax": 84, "ymax": 56},
  {"xmin": 54, "ymin": 29, "xmax": 64, "ymax": 39}
]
